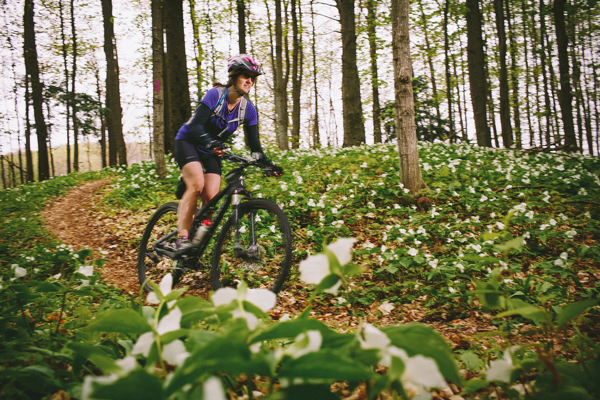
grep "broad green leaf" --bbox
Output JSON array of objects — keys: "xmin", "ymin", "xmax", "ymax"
[
  {"xmin": 91, "ymin": 370, "xmax": 164, "ymax": 400},
  {"xmin": 276, "ymin": 384, "xmax": 339, "ymax": 400},
  {"xmin": 87, "ymin": 309, "xmax": 152, "ymax": 335},
  {"xmin": 460, "ymin": 351, "xmax": 484, "ymax": 372},
  {"xmin": 67, "ymin": 341, "xmax": 120, "ymax": 374},
  {"xmin": 382, "ymin": 323, "xmax": 461, "ymax": 383},
  {"xmin": 494, "ymin": 237, "xmax": 524, "ymax": 253},
  {"xmin": 556, "ymin": 299, "xmax": 599, "ymax": 327},
  {"xmin": 315, "ymin": 274, "xmax": 340, "ymax": 293},
  {"xmin": 475, "ymin": 278, "xmax": 501, "ymax": 309},
  {"xmin": 33, "ymin": 282, "xmax": 62, "ymax": 293},
  {"xmin": 278, "ymin": 350, "xmax": 374, "ymax": 382},
  {"xmin": 251, "ymin": 318, "xmax": 351, "ymax": 350},
  {"xmin": 341, "ymin": 263, "xmax": 363, "ymax": 276},
  {"xmin": 495, "ymin": 299, "xmax": 546, "ymax": 322}
]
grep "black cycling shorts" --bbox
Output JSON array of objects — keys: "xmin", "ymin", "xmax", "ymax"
[{"xmin": 174, "ymin": 139, "xmax": 222, "ymax": 175}]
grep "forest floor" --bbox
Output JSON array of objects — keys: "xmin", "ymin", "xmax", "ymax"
[{"xmin": 43, "ymin": 179, "xmax": 502, "ymax": 374}]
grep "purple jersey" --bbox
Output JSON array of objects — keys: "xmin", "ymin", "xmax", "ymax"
[{"xmin": 175, "ymin": 87, "xmax": 258, "ymax": 143}]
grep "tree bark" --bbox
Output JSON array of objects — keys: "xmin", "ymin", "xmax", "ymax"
[
  {"xmin": 539, "ymin": 0, "xmax": 552, "ymax": 146},
  {"xmin": 274, "ymin": 0, "xmax": 289, "ymax": 149},
  {"xmin": 59, "ymin": 0, "xmax": 71, "ymax": 174},
  {"xmin": 237, "ymin": 0, "xmax": 247, "ymax": 54},
  {"xmin": 443, "ymin": 0, "xmax": 454, "ymax": 141},
  {"xmin": 152, "ymin": 0, "xmax": 167, "ymax": 179},
  {"xmin": 23, "ymin": 0, "xmax": 50, "ymax": 181},
  {"xmin": 70, "ymin": 0, "xmax": 79, "ymax": 171},
  {"xmin": 366, "ymin": 0, "xmax": 382, "ymax": 143},
  {"xmin": 24, "ymin": 76, "xmax": 34, "ymax": 182},
  {"xmin": 164, "ymin": 0, "xmax": 191, "ymax": 155},
  {"xmin": 188, "ymin": 0, "xmax": 204, "ymax": 101},
  {"xmin": 102, "ymin": 0, "xmax": 127, "ymax": 166},
  {"xmin": 391, "ymin": 0, "xmax": 426, "ymax": 194},
  {"xmin": 553, "ymin": 0, "xmax": 577, "ymax": 151},
  {"xmin": 310, "ymin": 0, "xmax": 320, "ymax": 148},
  {"xmin": 465, "ymin": 0, "xmax": 491, "ymax": 147},
  {"xmin": 290, "ymin": 0, "xmax": 302, "ymax": 149},
  {"xmin": 494, "ymin": 0, "xmax": 513, "ymax": 148},
  {"xmin": 335, "ymin": 0, "xmax": 365, "ymax": 147},
  {"xmin": 505, "ymin": 0, "xmax": 521, "ymax": 148}
]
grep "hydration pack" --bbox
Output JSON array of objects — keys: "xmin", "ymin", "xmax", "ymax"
[{"xmin": 208, "ymin": 86, "xmax": 248, "ymax": 138}]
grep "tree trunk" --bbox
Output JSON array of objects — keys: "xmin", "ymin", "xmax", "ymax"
[
  {"xmin": 59, "ymin": 0, "xmax": 71, "ymax": 174},
  {"xmin": 188, "ymin": 0, "xmax": 204, "ymax": 101},
  {"xmin": 521, "ymin": 0, "xmax": 535, "ymax": 148},
  {"xmin": 152, "ymin": 0, "xmax": 167, "ymax": 179},
  {"xmin": 418, "ymin": 0, "xmax": 440, "ymax": 122},
  {"xmin": 505, "ymin": 0, "xmax": 521, "ymax": 149},
  {"xmin": 443, "ymin": 0, "xmax": 454, "ymax": 141},
  {"xmin": 101, "ymin": 0, "xmax": 127, "ymax": 166},
  {"xmin": 23, "ymin": 0, "xmax": 50, "ymax": 181},
  {"xmin": 290, "ymin": 0, "xmax": 302, "ymax": 149},
  {"xmin": 494, "ymin": 0, "xmax": 513, "ymax": 148},
  {"xmin": 553, "ymin": 0, "xmax": 577, "ymax": 151},
  {"xmin": 465, "ymin": 0, "xmax": 491, "ymax": 147},
  {"xmin": 366, "ymin": 0, "xmax": 382, "ymax": 143},
  {"xmin": 391, "ymin": 0, "xmax": 426, "ymax": 194},
  {"xmin": 274, "ymin": 0, "xmax": 289, "ymax": 149},
  {"xmin": 310, "ymin": 0, "xmax": 320, "ymax": 148},
  {"xmin": 71, "ymin": 0, "xmax": 79, "ymax": 171},
  {"xmin": 164, "ymin": 0, "xmax": 191, "ymax": 155},
  {"xmin": 335, "ymin": 0, "xmax": 365, "ymax": 147},
  {"xmin": 94, "ymin": 66, "xmax": 107, "ymax": 168},
  {"xmin": 539, "ymin": 0, "xmax": 552, "ymax": 146},
  {"xmin": 24, "ymin": 76, "xmax": 34, "ymax": 182},
  {"xmin": 237, "ymin": 0, "xmax": 247, "ymax": 54}
]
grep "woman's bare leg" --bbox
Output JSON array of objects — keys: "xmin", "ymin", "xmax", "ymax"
[{"xmin": 177, "ymin": 161, "xmax": 205, "ymax": 238}]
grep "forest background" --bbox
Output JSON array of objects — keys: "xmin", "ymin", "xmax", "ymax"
[{"xmin": 1, "ymin": 0, "xmax": 599, "ymax": 187}]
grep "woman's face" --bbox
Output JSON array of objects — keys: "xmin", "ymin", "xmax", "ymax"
[{"xmin": 234, "ymin": 72, "xmax": 256, "ymax": 95}]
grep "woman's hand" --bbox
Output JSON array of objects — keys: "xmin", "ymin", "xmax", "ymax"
[{"xmin": 212, "ymin": 148, "xmax": 227, "ymax": 156}]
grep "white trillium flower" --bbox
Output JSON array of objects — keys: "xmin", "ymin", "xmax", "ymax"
[
  {"xmin": 283, "ymin": 330, "xmax": 323, "ymax": 359},
  {"xmin": 298, "ymin": 238, "xmax": 356, "ymax": 294},
  {"xmin": 147, "ymin": 273, "xmax": 173, "ymax": 304},
  {"xmin": 131, "ymin": 331, "xmax": 154, "ymax": 357},
  {"xmin": 212, "ymin": 285, "xmax": 276, "ymax": 330},
  {"xmin": 157, "ymin": 306, "xmax": 182, "ymax": 335},
  {"xmin": 77, "ymin": 265, "xmax": 94, "ymax": 277},
  {"xmin": 162, "ymin": 339, "xmax": 189, "ymax": 366},
  {"xmin": 487, "ymin": 347, "xmax": 519, "ymax": 383},
  {"xmin": 12, "ymin": 264, "xmax": 27, "ymax": 278},
  {"xmin": 203, "ymin": 376, "xmax": 227, "ymax": 400}
]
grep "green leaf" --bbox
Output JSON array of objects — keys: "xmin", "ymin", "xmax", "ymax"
[
  {"xmin": 475, "ymin": 278, "xmax": 502, "ymax": 309},
  {"xmin": 341, "ymin": 263, "xmax": 363, "ymax": 276},
  {"xmin": 494, "ymin": 237, "xmax": 524, "ymax": 253},
  {"xmin": 91, "ymin": 370, "xmax": 165, "ymax": 400},
  {"xmin": 315, "ymin": 274, "xmax": 340, "ymax": 293},
  {"xmin": 495, "ymin": 299, "xmax": 546, "ymax": 322},
  {"xmin": 382, "ymin": 323, "xmax": 462, "ymax": 383},
  {"xmin": 278, "ymin": 350, "xmax": 374, "ymax": 382},
  {"xmin": 556, "ymin": 299, "xmax": 600, "ymax": 327},
  {"xmin": 276, "ymin": 384, "xmax": 339, "ymax": 400},
  {"xmin": 87, "ymin": 309, "xmax": 152, "ymax": 335},
  {"xmin": 460, "ymin": 351, "xmax": 484, "ymax": 372}
]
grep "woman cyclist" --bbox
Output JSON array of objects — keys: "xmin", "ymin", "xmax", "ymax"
[{"xmin": 173, "ymin": 54, "xmax": 282, "ymax": 252}]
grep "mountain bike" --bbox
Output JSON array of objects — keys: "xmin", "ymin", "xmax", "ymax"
[{"xmin": 137, "ymin": 152, "xmax": 293, "ymax": 294}]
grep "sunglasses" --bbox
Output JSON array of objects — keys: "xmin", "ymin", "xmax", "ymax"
[{"xmin": 240, "ymin": 72, "xmax": 257, "ymax": 82}]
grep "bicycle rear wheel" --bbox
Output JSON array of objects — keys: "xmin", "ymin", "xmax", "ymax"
[
  {"xmin": 137, "ymin": 202, "xmax": 183, "ymax": 293},
  {"xmin": 211, "ymin": 199, "xmax": 292, "ymax": 293}
]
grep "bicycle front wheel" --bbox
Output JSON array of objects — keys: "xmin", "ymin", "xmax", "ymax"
[
  {"xmin": 211, "ymin": 199, "xmax": 292, "ymax": 293},
  {"xmin": 137, "ymin": 202, "xmax": 183, "ymax": 293}
]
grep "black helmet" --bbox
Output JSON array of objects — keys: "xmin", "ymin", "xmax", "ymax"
[{"xmin": 227, "ymin": 54, "xmax": 264, "ymax": 76}]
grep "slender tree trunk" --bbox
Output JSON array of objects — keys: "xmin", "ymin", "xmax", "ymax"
[
  {"xmin": 45, "ymin": 101, "xmax": 55, "ymax": 177},
  {"xmin": 366, "ymin": 0, "xmax": 382, "ymax": 143},
  {"xmin": 391, "ymin": 0, "xmax": 426, "ymax": 194},
  {"xmin": 152, "ymin": 0, "xmax": 167, "ymax": 179},
  {"xmin": 290, "ymin": 0, "xmax": 302, "ymax": 149},
  {"xmin": 553, "ymin": 0, "xmax": 576, "ymax": 151},
  {"xmin": 588, "ymin": 14, "xmax": 600, "ymax": 154},
  {"xmin": 443, "ymin": 0, "xmax": 454, "ymax": 141},
  {"xmin": 418, "ymin": 0, "xmax": 440, "ymax": 121},
  {"xmin": 539, "ymin": 0, "xmax": 552, "ymax": 145},
  {"xmin": 452, "ymin": 54, "xmax": 465, "ymax": 139},
  {"xmin": 101, "ymin": 0, "xmax": 127, "ymax": 166},
  {"xmin": 336, "ymin": 0, "xmax": 365, "ymax": 147},
  {"xmin": 23, "ymin": 0, "xmax": 49, "ymax": 181},
  {"xmin": 465, "ymin": 0, "xmax": 491, "ymax": 147},
  {"xmin": 274, "ymin": 0, "xmax": 289, "ymax": 149},
  {"xmin": 494, "ymin": 0, "xmax": 513, "ymax": 148},
  {"xmin": 310, "ymin": 0, "xmax": 320, "ymax": 148},
  {"xmin": 59, "ymin": 0, "xmax": 71, "ymax": 174},
  {"xmin": 237, "ymin": 0, "xmax": 247, "ymax": 53},
  {"xmin": 24, "ymin": 76, "xmax": 34, "ymax": 182},
  {"xmin": 94, "ymin": 65, "xmax": 107, "ymax": 168},
  {"xmin": 164, "ymin": 0, "xmax": 191, "ymax": 155},
  {"xmin": 189, "ymin": 0, "xmax": 204, "ymax": 101},
  {"xmin": 521, "ymin": 0, "xmax": 534, "ymax": 148},
  {"xmin": 71, "ymin": 0, "xmax": 79, "ymax": 171},
  {"xmin": 505, "ymin": 0, "xmax": 521, "ymax": 148}
]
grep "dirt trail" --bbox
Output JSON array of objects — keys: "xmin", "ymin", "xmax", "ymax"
[{"xmin": 43, "ymin": 178, "xmax": 140, "ymax": 296}]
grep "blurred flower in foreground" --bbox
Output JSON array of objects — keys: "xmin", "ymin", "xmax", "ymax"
[
  {"xmin": 358, "ymin": 324, "xmax": 446, "ymax": 398},
  {"xmin": 298, "ymin": 238, "xmax": 357, "ymax": 295},
  {"xmin": 212, "ymin": 283, "xmax": 276, "ymax": 330},
  {"xmin": 486, "ymin": 346, "xmax": 520, "ymax": 383}
]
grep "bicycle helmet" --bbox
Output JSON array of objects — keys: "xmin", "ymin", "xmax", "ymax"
[{"xmin": 227, "ymin": 54, "xmax": 264, "ymax": 76}]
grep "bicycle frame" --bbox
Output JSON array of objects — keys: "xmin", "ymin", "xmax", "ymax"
[{"xmin": 152, "ymin": 154, "xmax": 253, "ymax": 264}]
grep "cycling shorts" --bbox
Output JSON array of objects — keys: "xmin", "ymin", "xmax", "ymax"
[{"xmin": 174, "ymin": 139, "xmax": 222, "ymax": 175}]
